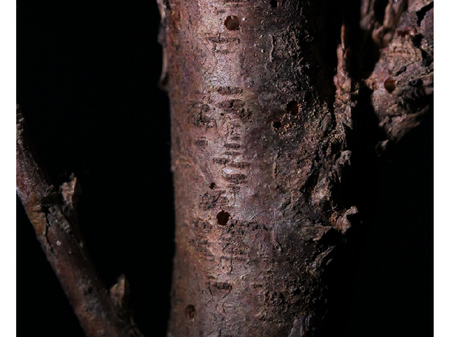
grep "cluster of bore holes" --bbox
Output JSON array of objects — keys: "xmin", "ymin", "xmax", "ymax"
[
  {"xmin": 217, "ymin": 210, "xmax": 230, "ymax": 226},
  {"xmin": 185, "ymin": 305, "xmax": 196, "ymax": 321},
  {"xmin": 384, "ymin": 78, "xmax": 396, "ymax": 93},
  {"xmin": 225, "ymin": 16, "xmax": 240, "ymax": 31}
]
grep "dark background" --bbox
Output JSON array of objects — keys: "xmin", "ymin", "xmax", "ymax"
[{"xmin": 17, "ymin": 1, "xmax": 433, "ymax": 336}]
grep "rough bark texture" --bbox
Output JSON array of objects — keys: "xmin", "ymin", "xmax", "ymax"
[
  {"xmin": 17, "ymin": 0, "xmax": 432, "ymax": 336},
  {"xmin": 16, "ymin": 106, "xmax": 144, "ymax": 337},
  {"xmin": 158, "ymin": 0, "xmax": 433, "ymax": 336},
  {"xmin": 361, "ymin": 0, "xmax": 433, "ymax": 147}
]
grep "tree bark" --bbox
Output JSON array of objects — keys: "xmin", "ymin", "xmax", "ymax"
[
  {"xmin": 16, "ymin": 0, "xmax": 432, "ymax": 336},
  {"xmin": 158, "ymin": 0, "xmax": 433, "ymax": 336}
]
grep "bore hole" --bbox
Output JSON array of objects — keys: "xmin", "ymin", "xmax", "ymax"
[
  {"xmin": 185, "ymin": 305, "xmax": 196, "ymax": 320},
  {"xmin": 270, "ymin": 0, "xmax": 278, "ymax": 8},
  {"xmin": 225, "ymin": 16, "xmax": 240, "ymax": 31},
  {"xmin": 217, "ymin": 210, "xmax": 230, "ymax": 226},
  {"xmin": 273, "ymin": 121, "xmax": 281, "ymax": 129},
  {"xmin": 286, "ymin": 101, "xmax": 300, "ymax": 114},
  {"xmin": 209, "ymin": 182, "xmax": 216, "ymax": 190},
  {"xmin": 384, "ymin": 78, "xmax": 396, "ymax": 93}
]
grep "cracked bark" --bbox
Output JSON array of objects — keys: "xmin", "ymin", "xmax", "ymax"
[
  {"xmin": 158, "ymin": 0, "xmax": 433, "ymax": 336},
  {"xmin": 16, "ymin": 106, "xmax": 144, "ymax": 337}
]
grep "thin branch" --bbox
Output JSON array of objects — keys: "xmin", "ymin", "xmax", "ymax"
[{"xmin": 16, "ymin": 105, "xmax": 144, "ymax": 337}]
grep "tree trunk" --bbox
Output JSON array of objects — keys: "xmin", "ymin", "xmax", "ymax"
[
  {"xmin": 17, "ymin": 0, "xmax": 432, "ymax": 336},
  {"xmin": 158, "ymin": 0, "xmax": 433, "ymax": 336}
]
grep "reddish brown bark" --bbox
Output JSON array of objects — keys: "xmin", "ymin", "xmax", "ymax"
[
  {"xmin": 158, "ymin": 0, "xmax": 433, "ymax": 336},
  {"xmin": 362, "ymin": 0, "xmax": 434, "ymax": 147},
  {"xmin": 17, "ymin": 0, "xmax": 432, "ymax": 336}
]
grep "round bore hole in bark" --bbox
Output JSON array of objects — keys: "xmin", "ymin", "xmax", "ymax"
[
  {"xmin": 209, "ymin": 182, "xmax": 216, "ymax": 190},
  {"xmin": 225, "ymin": 16, "xmax": 240, "ymax": 31},
  {"xmin": 217, "ymin": 210, "xmax": 230, "ymax": 226},
  {"xmin": 286, "ymin": 101, "xmax": 300, "ymax": 114},
  {"xmin": 384, "ymin": 78, "xmax": 396, "ymax": 93},
  {"xmin": 273, "ymin": 121, "xmax": 281, "ymax": 129},
  {"xmin": 270, "ymin": 0, "xmax": 278, "ymax": 8},
  {"xmin": 185, "ymin": 305, "xmax": 196, "ymax": 320}
]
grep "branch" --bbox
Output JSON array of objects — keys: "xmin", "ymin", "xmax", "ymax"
[{"xmin": 16, "ymin": 105, "xmax": 144, "ymax": 337}]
